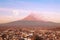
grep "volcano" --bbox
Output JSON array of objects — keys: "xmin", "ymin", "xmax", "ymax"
[
  {"xmin": 22, "ymin": 13, "xmax": 42, "ymax": 21},
  {"xmin": 0, "ymin": 13, "xmax": 60, "ymax": 31}
]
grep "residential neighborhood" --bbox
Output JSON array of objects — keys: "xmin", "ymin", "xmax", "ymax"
[{"xmin": 0, "ymin": 29, "xmax": 60, "ymax": 40}]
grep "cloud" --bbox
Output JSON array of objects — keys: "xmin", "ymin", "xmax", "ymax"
[
  {"xmin": 0, "ymin": 8, "xmax": 31, "ymax": 23},
  {"xmin": 0, "ymin": 8, "xmax": 60, "ymax": 23},
  {"xmin": 0, "ymin": 8, "xmax": 31, "ymax": 16}
]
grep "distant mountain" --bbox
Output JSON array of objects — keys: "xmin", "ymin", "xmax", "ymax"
[
  {"xmin": 0, "ymin": 14, "xmax": 60, "ymax": 30},
  {"xmin": 0, "ymin": 20, "xmax": 60, "ymax": 29},
  {"xmin": 22, "ymin": 13, "xmax": 43, "ymax": 21},
  {"xmin": 23, "ymin": 14, "xmax": 36, "ymax": 21}
]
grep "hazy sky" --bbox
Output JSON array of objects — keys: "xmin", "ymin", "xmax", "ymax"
[{"xmin": 0, "ymin": 0, "xmax": 60, "ymax": 23}]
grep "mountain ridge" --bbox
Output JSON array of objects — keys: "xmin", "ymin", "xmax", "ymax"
[{"xmin": 0, "ymin": 13, "xmax": 60, "ymax": 30}]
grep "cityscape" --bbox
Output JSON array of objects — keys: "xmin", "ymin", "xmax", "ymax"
[
  {"xmin": 0, "ymin": 27, "xmax": 60, "ymax": 40},
  {"xmin": 0, "ymin": 0, "xmax": 60, "ymax": 40}
]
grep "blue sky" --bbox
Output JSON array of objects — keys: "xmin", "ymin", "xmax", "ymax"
[
  {"xmin": 0, "ymin": 0, "xmax": 60, "ymax": 23},
  {"xmin": 0, "ymin": 0, "xmax": 60, "ymax": 9}
]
